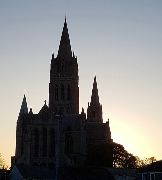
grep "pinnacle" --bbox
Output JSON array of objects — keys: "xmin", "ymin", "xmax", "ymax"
[
  {"xmin": 94, "ymin": 76, "xmax": 96, "ymax": 82},
  {"xmin": 23, "ymin": 94, "xmax": 26, "ymax": 100},
  {"xmin": 87, "ymin": 77, "xmax": 103, "ymax": 122},
  {"xmin": 23, "ymin": 94, "xmax": 27, "ymax": 104},
  {"xmin": 91, "ymin": 76, "xmax": 100, "ymax": 105},
  {"xmin": 20, "ymin": 94, "xmax": 28, "ymax": 114},
  {"xmin": 65, "ymin": 16, "xmax": 67, "ymax": 24},
  {"xmin": 93, "ymin": 76, "xmax": 98, "ymax": 91}
]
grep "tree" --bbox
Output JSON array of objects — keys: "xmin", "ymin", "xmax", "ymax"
[
  {"xmin": 134, "ymin": 156, "xmax": 145, "ymax": 168},
  {"xmin": 135, "ymin": 156, "xmax": 157, "ymax": 168},
  {"xmin": 0, "ymin": 153, "xmax": 6, "ymax": 169},
  {"xmin": 125, "ymin": 153, "xmax": 137, "ymax": 168},
  {"xmin": 86, "ymin": 141, "xmax": 156, "ymax": 169},
  {"xmin": 113, "ymin": 142, "xmax": 126, "ymax": 168},
  {"xmin": 86, "ymin": 143, "xmax": 113, "ymax": 167},
  {"xmin": 144, "ymin": 157, "xmax": 156, "ymax": 165},
  {"xmin": 112, "ymin": 142, "xmax": 138, "ymax": 168}
]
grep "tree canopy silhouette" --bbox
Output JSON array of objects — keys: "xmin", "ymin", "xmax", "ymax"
[
  {"xmin": 112, "ymin": 142, "xmax": 137, "ymax": 168},
  {"xmin": 0, "ymin": 153, "xmax": 6, "ymax": 169},
  {"xmin": 86, "ymin": 141, "xmax": 156, "ymax": 168},
  {"xmin": 86, "ymin": 143, "xmax": 113, "ymax": 167}
]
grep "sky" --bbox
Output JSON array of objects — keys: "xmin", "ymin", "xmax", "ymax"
[{"xmin": 0, "ymin": 0, "xmax": 162, "ymax": 166}]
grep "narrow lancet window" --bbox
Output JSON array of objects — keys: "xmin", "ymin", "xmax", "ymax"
[
  {"xmin": 34, "ymin": 128, "xmax": 39, "ymax": 157},
  {"xmin": 42, "ymin": 128, "xmax": 47, "ymax": 157},
  {"xmin": 65, "ymin": 135, "xmax": 73, "ymax": 154},
  {"xmin": 59, "ymin": 107, "xmax": 64, "ymax": 115},
  {"xmin": 67, "ymin": 85, "xmax": 71, "ymax": 100},
  {"xmin": 93, "ymin": 110, "xmax": 95, "ymax": 118},
  {"xmin": 61, "ymin": 84, "xmax": 65, "ymax": 100},
  {"xmin": 55, "ymin": 85, "xmax": 59, "ymax": 100},
  {"xmin": 49, "ymin": 128, "xmax": 55, "ymax": 157},
  {"xmin": 54, "ymin": 107, "xmax": 57, "ymax": 114}
]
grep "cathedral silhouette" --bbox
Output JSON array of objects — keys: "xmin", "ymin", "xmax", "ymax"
[{"xmin": 11, "ymin": 18, "xmax": 113, "ymax": 176}]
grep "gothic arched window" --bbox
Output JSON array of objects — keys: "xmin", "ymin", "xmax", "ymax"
[
  {"xmin": 54, "ymin": 107, "xmax": 57, "ymax": 115},
  {"xmin": 67, "ymin": 85, "xmax": 71, "ymax": 101},
  {"xmin": 55, "ymin": 85, "xmax": 58, "ymax": 101},
  {"xmin": 61, "ymin": 84, "xmax": 65, "ymax": 100},
  {"xmin": 42, "ymin": 128, "xmax": 47, "ymax": 157},
  {"xmin": 93, "ymin": 110, "xmax": 95, "ymax": 118},
  {"xmin": 61, "ymin": 64, "xmax": 64, "ymax": 73},
  {"xmin": 59, "ymin": 107, "xmax": 64, "ymax": 115},
  {"xmin": 34, "ymin": 128, "xmax": 39, "ymax": 157},
  {"xmin": 65, "ymin": 135, "xmax": 73, "ymax": 154},
  {"xmin": 21, "ymin": 140, "xmax": 24, "ymax": 156},
  {"xmin": 66, "ymin": 106, "xmax": 70, "ymax": 113},
  {"xmin": 49, "ymin": 128, "xmax": 55, "ymax": 157}
]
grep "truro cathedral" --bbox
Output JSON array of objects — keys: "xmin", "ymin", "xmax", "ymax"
[{"xmin": 11, "ymin": 19, "xmax": 113, "ymax": 177}]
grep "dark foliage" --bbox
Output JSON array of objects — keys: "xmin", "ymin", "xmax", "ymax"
[
  {"xmin": 112, "ymin": 142, "xmax": 137, "ymax": 168},
  {"xmin": 86, "ymin": 143, "xmax": 113, "ymax": 167}
]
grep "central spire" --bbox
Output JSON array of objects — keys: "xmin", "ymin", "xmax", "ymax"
[
  {"xmin": 57, "ymin": 18, "xmax": 72, "ymax": 58},
  {"xmin": 49, "ymin": 18, "xmax": 79, "ymax": 114}
]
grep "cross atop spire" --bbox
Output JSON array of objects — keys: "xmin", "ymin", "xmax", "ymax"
[
  {"xmin": 20, "ymin": 94, "xmax": 28, "ymax": 114},
  {"xmin": 57, "ymin": 18, "xmax": 72, "ymax": 58}
]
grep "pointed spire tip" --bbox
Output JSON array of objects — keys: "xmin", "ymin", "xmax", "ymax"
[
  {"xmin": 94, "ymin": 76, "xmax": 96, "ymax": 82},
  {"xmin": 65, "ymin": 16, "xmax": 67, "ymax": 23},
  {"xmin": 20, "ymin": 94, "xmax": 28, "ymax": 114},
  {"xmin": 57, "ymin": 16, "xmax": 72, "ymax": 57}
]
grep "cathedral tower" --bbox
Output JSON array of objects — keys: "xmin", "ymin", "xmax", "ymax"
[
  {"xmin": 15, "ymin": 95, "xmax": 29, "ymax": 161},
  {"xmin": 87, "ymin": 76, "xmax": 103, "ymax": 122},
  {"xmin": 49, "ymin": 18, "xmax": 79, "ymax": 115}
]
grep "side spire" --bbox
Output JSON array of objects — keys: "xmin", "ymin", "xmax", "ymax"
[
  {"xmin": 57, "ymin": 18, "xmax": 72, "ymax": 58},
  {"xmin": 91, "ymin": 76, "xmax": 99, "ymax": 105},
  {"xmin": 87, "ymin": 76, "xmax": 103, "ymax": 122},
  {"xmin": 20, "ymin": 95, "xmax": 28, "ymax": 114}
]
